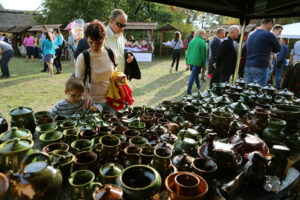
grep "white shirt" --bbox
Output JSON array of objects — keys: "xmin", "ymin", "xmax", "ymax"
[
  {"xmin": 105, "ymin": 25, "xmax": 126, "ymax": 72},
  {"xmin": 75, "ymin": 48, "xmax": 114, "ymax": 103}
]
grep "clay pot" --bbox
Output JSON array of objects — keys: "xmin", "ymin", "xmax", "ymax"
[
  {"xmin": 165, "ymin": 172, "xmax": 208, "ymax": 200},
  {"xmin": 99, "ymin": 135, "xmax": 121, "ymax": 159},
  {"xmin": 99, "ymin": 163, "xmax": 123, "ymax": 184},
  {"xmin": 140, "ymin": 146, "xmax": 154, "ymax": 165},
  {"xmin": 74, "ymin": 151, "xmax": 99, "ymax": 174},
  {"xmin": 129, "ymin": 136, "xmax": 148, "ymax": 147},
  {"xmin": 43, "ymin": 142, "xmax": 69, "ymax": 154},
  {"xmin": 93, "ymin": 184, "xmax": 123, "ymax": 200},
  {"xmin": 0, "ymin": 172, "xmax": 8, "ymax": 198},
  {"xmin": 248, "ymin": 108, "xmax": 270, "ymax": 136},
  {"xmin": 192, "ymin": 158, "xmax": 217, "ymax": 183},
  {"xmin": 124, "ymin": 146, "xmax": 142, "ymax": 167},
  {"xmin": 123, "ymin": 129, "xmax": 140, "ymax": 141},
  {"xmin": 141, "ymin": 115, "xmax": 156, "ymax": 129},
  {"xmin": 70, "ymin": 139, "xmax": 93, "ymax": 153},
  {"xmin": 172, "ymin": 153, "xmax": 194, "ymax": 171},
  {"xmin": 98, "ymin": 126, "xmax": 112, "ymax": 136},
  {"xmin": 116, "ymin": 165, "xmax": 161, "ymax": 200},
  {"xmin": 111, "ymin": 125, "xmax": 128, "ymax": 135}
]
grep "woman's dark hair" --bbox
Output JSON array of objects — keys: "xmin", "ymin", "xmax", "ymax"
[
  {"xmin": 54, "ymin": 28, "xmax": 62, "ymax": 36},
  {"xmin": 26, "ymin": 33, "xmax": 30, "ymax": 38},
  {"xmin": 84, "ymin": 19, "xmax": 107, "ymax": 43},
  {"xmin": 281, "ymin": 37, "xmax": 288, "ymax": 44},
  {"xmin": 44, "ymin": 31, "xmax": 53, "ymax": 41},
  {"xmin": 174, "ymin": 31, "xmax": 181, "ymax": 42}
]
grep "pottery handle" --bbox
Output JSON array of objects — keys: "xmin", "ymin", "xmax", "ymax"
[
  {"xmin": 90, "ymin": 182, "xmax": 103, "ymax": 192},
  {"xmin": 20, "ymin": 152, "xmax": 51, "ymax": 173}
]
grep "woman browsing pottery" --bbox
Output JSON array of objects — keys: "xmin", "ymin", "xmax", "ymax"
[{"xmin": 75, "ymin": 20, "xmax": 117, "ymax": 114}]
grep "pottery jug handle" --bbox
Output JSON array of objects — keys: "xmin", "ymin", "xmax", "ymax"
[
  {"xmin": 19, "ymin": 152, "xmax": 51, "ymax": 174},
  {"xmin": 89, "ymin": 182, "xmax": 103, "ymax": 192}
]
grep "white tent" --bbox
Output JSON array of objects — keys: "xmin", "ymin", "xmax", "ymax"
[{"xmin": 279, "ymin": 22, "xmax": 300, "ymax": 39}]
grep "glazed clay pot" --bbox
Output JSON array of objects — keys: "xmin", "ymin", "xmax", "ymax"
[
  {"xmin": 99, "ymin": 163, "xmax": 123, "ymax": 184},
  {"xmin": 0, "ymin": 172, "xmax": 9, "ymax": 198},
  {"xmin": 8, "ymin": 152, "xmax": 62, "ymax": 200},
  {"xmin": 43, "ymin": 142, "xmax": 69, "ymax": 154},
  {"xmin": 165, "ymin": 172, "xmax": 208, "ymax": 200},
  {"xmin": 116, "ymin": 164, "xmax": 162, "ymax": 200},
  {"xmin": 93, "ymin": 184, "xmax": 123, "ymax": 200},
  {"xmin": 0, "ymin": 113, "xmax": 8, "ymax": 134},
  {"xmin": 262, "ymin": 118, "xmax": 286, "ymax": 146},
  {"xmin": 69, "ymin": 170, "xmax": 102, "ymax": 200},
  {"xmin": 247, "ymin": 108, "xmax": 270, "ymax": 136},
  {"xmin": 124, "ymin": 146, "xmax": 142, "ymax": 167},
  {"xmin": 192, "ymin": 158, "xmax": 217, "ymax": 184},
  {"xmin": 74, "ymin": 151, "xmax": 99, "ymax": 175}
]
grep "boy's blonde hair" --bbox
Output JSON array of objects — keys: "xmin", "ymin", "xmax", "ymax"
[{"xmin": 65, "ymin": 77, "xmax": 85, "ymax": 92}]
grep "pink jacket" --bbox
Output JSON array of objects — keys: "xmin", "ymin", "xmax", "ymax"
[{"xmin": 23, "ymin": 36, "xmax": 35, "ymax": 47}]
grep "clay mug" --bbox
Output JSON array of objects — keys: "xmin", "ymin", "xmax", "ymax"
[
  {"xmin": 69, "ymin": 170, "xmax": 102, "ymax": 200},
  {"xmin": 99, "ymin": 135, "xmax": 120, "ymax": 159}
]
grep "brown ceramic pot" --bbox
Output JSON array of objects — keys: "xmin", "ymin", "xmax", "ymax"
[{"xmin": 165, "ymin": 172, "xmax": 208, "ymax": 200}]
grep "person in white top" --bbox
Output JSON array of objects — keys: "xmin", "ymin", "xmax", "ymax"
[
  {"xmin": 75, "ymin": 20, "xmax": 116, "ymax": 114},
  {"xmin": 105, "ymin": 9, "xmax": 133, "ymax": 72}
]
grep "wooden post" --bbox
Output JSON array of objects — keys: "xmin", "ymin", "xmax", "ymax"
[
  {"xmin": 160, "ymin": 31, "xmax": 162, "ymax": 58},
  {"xmin": 164, "ymin": 31, "xmax": 167, "ymax": 56}
]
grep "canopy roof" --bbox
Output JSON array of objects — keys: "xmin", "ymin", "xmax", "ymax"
[
  {"xmin": 125, "ymin": 22, "xmax": 157, "ymax": 30},
  {"xmin": 279, "ymin": 22, "xmax": 300, "ymax": 39},
  {"xmin": 158, "ymin": 24, "xmax": 181, "ymax": 32},
  {"xmin": 145, "ymin": 0, "xmax": 300, "ymax": 22},
  {"xmin": 0, "ymin": 9, "xmax": 36, "ymax": 32},
  {"xmin": 211, "ymin": 24, "xmax": 257, "ymax": 33},
  {"xmin": 28, "ymin": 24, "xmax": 63, "ymax": 32}
]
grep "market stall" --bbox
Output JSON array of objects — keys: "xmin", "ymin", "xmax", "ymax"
[
  {"xmin": 124, "ymin": 22, "xmax": 157, "ymax": 62},
  {"xmin": 158, "ymin": 24, "xmax": 181, "ymax": 57}
]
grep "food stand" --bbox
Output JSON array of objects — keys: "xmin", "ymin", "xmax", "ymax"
[
  {"xmin": 158, "ymin": 24, "xmax": 181, "ymax": 57},
  {"xmin": 124, "ymin": 22, "xmax": 157, "ymax": 62}
]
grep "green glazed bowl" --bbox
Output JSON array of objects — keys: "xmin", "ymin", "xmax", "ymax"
[
  {"xmin": 39, "ymin": 131, "xmax": 63, "ymax": 145},
  {"xmin": 36, "ymin": 123, "xmax": 58, "ymax": 135}
]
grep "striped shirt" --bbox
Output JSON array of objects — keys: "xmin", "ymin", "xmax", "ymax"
[{"xmin": 51, "ymin": 98, "xmax": 85, "ymax": 117}]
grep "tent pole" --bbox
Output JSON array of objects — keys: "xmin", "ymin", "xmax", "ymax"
[{"xmin": 233, "ymin": 20, "xmax": 246, "ymax": 84}]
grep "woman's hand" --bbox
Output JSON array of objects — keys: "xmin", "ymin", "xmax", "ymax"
[
  {"xmin": 126, "ymin": 54, "xmax": 133, "ymax": 63},
  {"xmin": 82, "ymin": 91, "xmax": 93, "ymax": 110}
]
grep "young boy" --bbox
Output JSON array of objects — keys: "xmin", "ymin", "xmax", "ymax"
[{"xmin": 51, "ymin": 77, "xmax": 102, "ymax": 117}]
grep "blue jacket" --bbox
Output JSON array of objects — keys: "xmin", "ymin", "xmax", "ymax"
[
  {"xmin": 42, "ymin": 39, "xmax": 55, "ymax": 55},
  {"xmin": 245, "ymin": 29, "xmax": 281, "ymax": 69},
  {"xmin": 211, "ymin": 36, "xmax": 222, "ymax": 64},
  {"xmin": 74, "ymin": 38, "xmax": 89, "ymax": 59}
]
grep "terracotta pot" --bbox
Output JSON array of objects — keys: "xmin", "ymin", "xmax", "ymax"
[
  {"xmin": 165, "ymin": 172, "xmax": 208, "ymax": 200},
  {"xmin": 123, "ymin": 129, "xmax": 140, "ymax": 141}
]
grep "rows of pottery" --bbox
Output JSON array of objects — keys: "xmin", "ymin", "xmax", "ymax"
[{"xmin": 0, "ymin": 80, "xmax": 299, "ymax": 199}]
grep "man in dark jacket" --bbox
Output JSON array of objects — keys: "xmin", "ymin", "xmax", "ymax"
[
  {"xmin": 215, "ymin": 25, "xmax": 240, "ymax": 83},
  {"xmin": 209, "ymin": 28, "xmax": 225, "ymax": 87},
  {"xmin": 74, "ymin": 38, "xmax": 90, "ymax": 59}
]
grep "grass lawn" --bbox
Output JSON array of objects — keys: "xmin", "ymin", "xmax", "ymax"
[{"xmin": 0, "ymin": 56, "xmax": 209, "ymax": 123}]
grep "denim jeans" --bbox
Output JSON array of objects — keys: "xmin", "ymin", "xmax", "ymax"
[
  {"xmin": 275, "ymin": 65, "xmax": 285, "ymax": 89},
  {"xmin": 244, "ymin": 66, "xmax": 268, "ymax": 86},
  {"xmin": 187, "ymin": 65, "xmax": 200, "ymax": 94},
  {"xmin": 0, "ymin": 49, "xmax": 14, "ymax": 76},
  {"xmin": 37, "ymin": 47, "xmax": 43, "ymax": 59},
  {"xmin": 267, "ymin": 66, "xmax": 274, "ymax": 81}
]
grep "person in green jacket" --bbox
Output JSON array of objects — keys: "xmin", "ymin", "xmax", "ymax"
[{"xmin": 186, "ymin": 29, "xmax": 207, "ymax": 94}]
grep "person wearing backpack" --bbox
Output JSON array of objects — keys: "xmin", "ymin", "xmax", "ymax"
[
  {"xmin": 75, "ymin": 20, "xmax": 117, "ymax": 114},
  {"xmin": 53, "ymin": 28, "xmax": 64, "ymax": 74}
]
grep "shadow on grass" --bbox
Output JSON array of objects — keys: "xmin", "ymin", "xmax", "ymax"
[
  {"xmin": 133, "ymin": 71, "xmax": 186, "ymax": 97},
  {"xmin": 0, "ymin": 76, "xmax": 44, "ymax": 89},
  {"xmin": 146, "ymin": 73, "xmax": 190, "ymax": 105}
]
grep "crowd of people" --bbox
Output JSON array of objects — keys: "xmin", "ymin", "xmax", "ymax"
[{"xmin": 169, "ymin": 18, "xmax": 300, "ymax": 96}]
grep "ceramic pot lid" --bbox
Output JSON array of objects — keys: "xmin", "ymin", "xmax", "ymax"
[
  {"xmin": 0, "ymin": 127, "xmax": 31, "ymax": 141},
  {"xmin": 248, "ymin": 81, "xmax": 261, "ymax": 88},
  {"xmin": 100, "ymin": 163, "xmax": 123, "ymax": 176},
  {"xmin": 0, "ymin": 138, "xmax": 33, "ymax": 153},
  {"xmin": 10, "ymin": 106, "xmax": 33, "ymax": 116},
  {"xmin": 172, "ymin": 153, "xmax": 193, "ymax": 168},
  {"xmin": 94, "ymin": 184, "xmax": 123, "ymax": 200},
  {"xmin": 216, "ymin": 95, "xmax": 232, "ymax": 104},
  {"xmin": 275, "ymin": 88, "xmax": 294, "ymax": 97},
  {"xmin": 262, "ymin": 84, "xmax": 276, "ymax": 91},
  {"xmin": 230, "ymin": 100, "xmax": 249, "ymax": 111}
]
